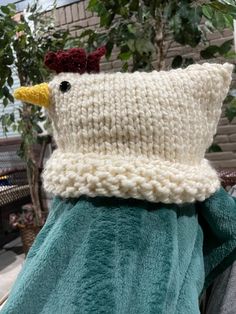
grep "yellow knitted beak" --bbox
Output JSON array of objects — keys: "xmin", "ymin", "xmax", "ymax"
[{"xmin": 14, "ymin": 83, "xmax": 50, "ymax": 108}]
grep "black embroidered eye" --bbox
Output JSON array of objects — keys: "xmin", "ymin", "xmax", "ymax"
[{"xmin": 59, "ymin": 81, "xmax": 71, "ymax": 93}]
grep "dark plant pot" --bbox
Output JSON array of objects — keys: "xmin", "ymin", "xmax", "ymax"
[{"xmin": 19, "ymin": 225, "xmax": 41, "ymax": 254}]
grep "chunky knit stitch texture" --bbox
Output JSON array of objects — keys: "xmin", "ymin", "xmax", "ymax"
[
  {"xmin": 43, "ymin": 63, "xmax": 233, "ymax": 203},
  {"xmin": 44, "ymin": 47, "xmax": 106, "ymax": 74},
  {"xmin": 14, "ymin": 83, "xmax": 50, "ymax": 108}
]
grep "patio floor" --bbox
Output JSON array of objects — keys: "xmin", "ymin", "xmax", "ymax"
[{"xmin": 0, "ymin": 237, "xmax": 24, "ymax": 309}]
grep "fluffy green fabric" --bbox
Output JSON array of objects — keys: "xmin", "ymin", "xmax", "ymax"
[{"xmin": 1, "ymin": 188, "xmax": 236, "ymax": 314}]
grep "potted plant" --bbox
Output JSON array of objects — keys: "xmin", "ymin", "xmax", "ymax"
[
  {"xmin": 0, "ymin": 1, "xmax": 75, "ymax": 249},
  {"xmin": 9, "ymin": 204, "xmax": 46, "ymax": 253}
]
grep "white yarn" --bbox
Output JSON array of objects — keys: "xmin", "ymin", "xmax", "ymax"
[{"xmin": 44, "ymin": 63, "xmax": 233, "ymax": 203}]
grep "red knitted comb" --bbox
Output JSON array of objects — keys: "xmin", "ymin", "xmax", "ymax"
[{"xmin": 44, "ymin": 46, "xmax": 106, "ymax": 74}]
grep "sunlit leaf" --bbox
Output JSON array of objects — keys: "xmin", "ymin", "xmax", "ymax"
[
  {"xmin": 1, "ymin": 6, "xmax": 10, "ymax": 15},
  {"xmin": 118, "ymin": 50, "xmax": 132, "ymax": 60},
  {"xmin": 202, "ymin": 5, "xmax": 213, "ymax": 19}
]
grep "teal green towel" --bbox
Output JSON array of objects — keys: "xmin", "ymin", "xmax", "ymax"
[{"xmin": 1, "ymin": 187, "xmax": 236, "ymax": 314}]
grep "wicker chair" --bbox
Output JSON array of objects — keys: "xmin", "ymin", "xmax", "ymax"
[
  {"xmin": 0, "ymin": 135, "xmax": 53, "ymax": 249},
  {"xmin": 218, "ymin": 169, "xmax": 236, "ymax": 190}
]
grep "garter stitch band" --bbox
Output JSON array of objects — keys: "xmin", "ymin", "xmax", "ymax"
[{"xmin": 43, "ymin": 63, "xmax": 233, "ymax": 204}]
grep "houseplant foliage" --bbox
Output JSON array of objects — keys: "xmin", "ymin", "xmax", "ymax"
[
  {"xmin": 80, "ymin": 0, "xmax": 236, "ymax": 70},
  {"xmin": 0, "ymin": 2, "xmax": 72, "ymax": 226},
  {"xmin": 79, "ymin": 0, "xmax": 236, "ymax": 147}
]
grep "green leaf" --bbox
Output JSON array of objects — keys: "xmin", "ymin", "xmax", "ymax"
[
  {"xmin": 209, "ymin": 1, "xmax": 236, "ymax": 19},
  {"xmin": 225, "ymin": 98, "xmax": 236, "ymax": 122},
  {"xmin": 149, "ymin": 0, "xmax": 159, "ymax": 18},
  {"xmin": 200, "ymin": 45, "xmax": 219, "ymax": 59},
  {"xmin": 225, "ymin": 106, "xmax": 236, "ymax": 122},
  {"xmin": 7, "ymin": 93, "xmax": 14, "ymax": 103},
  {"xmin": 122, "ymin": 62, "xmax": 129, "ymax": 72},
  {"xmin": 202, "ymin": 5, "xmax": 213, "ymax": 19},
  {"xmin": 118, "ymin": 50, "xmax": 132, "ymax": 60},
  {"xmin": 127, "ymin": 39, "xmax": 135, "ymax": 52},
  {"xmin": 182, "ymin": 57, "xmax": 194, "ymax": 68},
  {"xmin": 173, "ymin": 14, "xmax": 202, "ymax": 48},
  {"xmin": 3, "ymin": 97, "xmax": 8, "ymax": 107},
  {"xmin": 2, "ymin": 86, "xmax": 9, "ymax": 97},
  {"xmin": 7, "ymin": 3, "xmax": 16, "ymax": 10},
  {"xmin": 12, "ymin": 124, "xmax": 17, "ymax": 132},
  {"xmin": 219, "ymin": 39, "xmax": 233, "ymax": 55},
  {"xmin": 9, "ymin": 113, "xmax": 15, "ymax": 125},
  {"xmin": 105, "ymin": 41, "xmax": 114, "ymax": 58},
  {"xmin": 1, "ymin": 6, "xmax": 10, "ymax": 15},
  {"xmin": 100, "ymin": 12, "xmax": 114, "ymax": 27},
  {"xmin": 119, "ymin": 7, "xmax": 129, "ymax": 18},
  {"xmin": 171, "ymin": 55, "xmax": 183, "ymax": 69},
  {"xmin": 7, "ymin": 76, "xmax": 14, "ymax": 87},
  {"xmin": 135, "ymin": 38, "xmax": 154, "ymax": 55},
  {"xmin": 129, "ymin": 0, "xmax": 139, "ymax": 11},
  {"xmin": 215, "ymin": 11, "xmax": 227, "ymax": 28},
  {"xmin": 87, "ymin": 0, "xmax": 97, "ymax": 11},
  {"xmin": 78, "ymin": 29, "xmax": 95, "ymax": 38},
  {"xmin": 127, "ymin": 24, "xmax": 136, "ymax": 34},
  {"xmin": 208, "ymin": 143, "xmax": 222, "ymax": 153}
]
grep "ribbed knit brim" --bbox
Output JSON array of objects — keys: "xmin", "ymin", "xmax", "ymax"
[{"xmin": 43, "ymin": 152, "xmax": 220, "ymax": 204}]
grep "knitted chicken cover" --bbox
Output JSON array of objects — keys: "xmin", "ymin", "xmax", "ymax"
[{"xmin": 2, "ymin": 48, "xmax": 236, "ymax": 314}]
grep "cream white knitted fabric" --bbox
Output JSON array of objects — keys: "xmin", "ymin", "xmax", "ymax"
[{"xmin": 44, "ymin": 63, "xmax": 233, "ymax": 204}]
